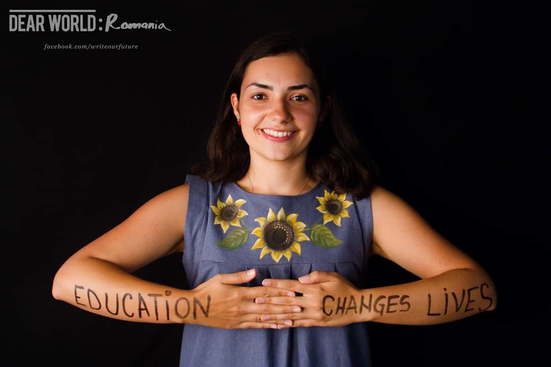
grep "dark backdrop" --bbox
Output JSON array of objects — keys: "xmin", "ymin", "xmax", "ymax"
[{"xmin": 4, "ymin": 1, "xmax": 549, "ymax": 366}]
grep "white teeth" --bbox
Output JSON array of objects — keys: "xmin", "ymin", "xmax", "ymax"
[{"xmin": 263, "ymin": 129, "xmax": 293, "ymax": 138}]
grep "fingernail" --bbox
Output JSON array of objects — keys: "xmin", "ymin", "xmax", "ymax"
[
  {"xmin": 287, "ymin": 292, "xmax": 295, "ymax": 297},
  {"xmin": 256, "ymin": 298, "xmax": 265, "ymax": 304},
  {"xmin": 262, "ymin": 279, "xmax": 271, "ymax": 286},
  {"xmin": 298, "ymin": 275, "xmax": 309, "ymax": 282},
  {"xmin": 284, "ymin": 320, "xmax": 293, "ymax": 326},
  {"xmin": 247, "ymin": 269, "xmax": 255, "ymax": 277},
  {"xmin": 261, "ymin": 315, "xmax": 270, "ymax": 321},
  {"xmin": 271, "ymin": 324, "xmax": 278, "ymax": 329},
  {"xmin": 293, "ymin": 307, "xmax": 301, "ymax": 313}
]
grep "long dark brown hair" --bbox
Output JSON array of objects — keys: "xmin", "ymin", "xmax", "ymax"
[{"xmin": 191, "ymin": 31, "xmax": 380, "ymax": 199}]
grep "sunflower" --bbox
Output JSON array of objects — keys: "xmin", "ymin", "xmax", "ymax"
[
  {"xmin": 210, "ymin": 194, "xmax": 248, "ymax": 233},
  {"xmin": 251, "ymin": 208, "xmax": 310, "ymax": 263},
  {"xmin": 316, "ymin": 190, "xmax": 353, "ymax": 227}
]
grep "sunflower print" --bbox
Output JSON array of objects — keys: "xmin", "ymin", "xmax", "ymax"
[
  {"xmin": 251, "ymin": 208, "xmax": 310, "ymax": 263},
  {"xmin": 315, "ymin": 190, "xmax": 353, "ymax": 227},
  {"xmin": 211, "ymin": 194, "xmax": 248, "ymax": 233}
]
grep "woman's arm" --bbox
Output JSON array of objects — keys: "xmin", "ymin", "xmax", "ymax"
[
  {"xmin": 254, "ymin": 185, "xmax": 497, "ymax": 327},
  {"xmin": 354, "ymin": 185, "xmax": 497, "ymax": 325},
  {"xmin": 51, "ymin": 184, "xmax": 198, "ymax": 324},
  {"xmin": 52, "ymin": 184, "xmax": 303, "ymax": 328}
]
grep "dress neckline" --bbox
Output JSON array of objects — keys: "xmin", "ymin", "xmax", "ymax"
[{"xmin": 229, "ymin": 180, "xmax": 323, "ymax": 199}]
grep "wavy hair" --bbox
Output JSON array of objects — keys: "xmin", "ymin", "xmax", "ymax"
[{"xmin": 191, "ymin": 31, "xmax": 380, "ymax": 199}]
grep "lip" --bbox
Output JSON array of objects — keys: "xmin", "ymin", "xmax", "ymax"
[{"xmin": 260, "ymin": 128, "xmax": 296, "ymax": 142}]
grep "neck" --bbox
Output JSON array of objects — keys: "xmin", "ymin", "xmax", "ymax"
[{"xmin": 237, "ymin": 155, "xmax": 316, "ymax": 196}]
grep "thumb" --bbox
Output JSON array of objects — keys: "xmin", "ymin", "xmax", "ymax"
[
  {"xmin": 299, "ymin": 271, "xmax": 332, "ymax": 284},
  {"xmin": 220, "ymin": 269, "xmax": 257, "ymax": 285}
]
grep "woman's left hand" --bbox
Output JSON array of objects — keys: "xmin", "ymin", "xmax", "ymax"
[{"xmin": 258, "ymin": 271, "xmax": 361, "ymax": 328}]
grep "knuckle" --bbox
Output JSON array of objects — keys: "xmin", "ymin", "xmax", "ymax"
[
  {"xmin": 263, "ymin": 306, "xmax": 270, "ymax": 314},
  {"xmin": 262, "ymin": 289, "xmax": 270, "ymax": 298}
]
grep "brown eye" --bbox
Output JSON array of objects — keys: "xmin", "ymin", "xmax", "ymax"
[
  {"xmin": 292, "ymin": 95, "xmax": 308, "ymax": 102},
  {"xmin": 252, "ymin": 94, "xmax": 266, "ymax": 100}
]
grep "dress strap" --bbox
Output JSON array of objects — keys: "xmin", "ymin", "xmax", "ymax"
[
  {"xmin": 183, "ymin": 174, "xmax": 210, "ymax": 263},
  {"xmin": 352, "ymin": 194, "xmax": 374, "ymax": 265}
]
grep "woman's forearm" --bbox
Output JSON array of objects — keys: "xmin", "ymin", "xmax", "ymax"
[
  {"xmin": 52, "ymin": 257, "xmax": 207, "ymax": 325},
  {"xmin": 326, "ymin": 268, "xmax": 497, "ymax": 325}
]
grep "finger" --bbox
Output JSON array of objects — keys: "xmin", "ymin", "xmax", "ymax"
[
  {"xmin": 237, "ymin": 314, "xmax": 296, "ymax": 328},
  {"xmin": 219, "ymin": 269, "xmax": 257, "ymax": 285},
  {"xmin": 248, "ymin": 303, "xmax": 304, "ymax": 316},
  {"xmin": 258, "ymin": 310, "xmax": 306, "ymax": 322},
  {"xmin": 261, "ymin": 278, "xmax": 309, "ymax": 293},
  {"xmin": 298, "ymin": 271, "xmax": 335, "ymax": 284},
  {"xmin": 244, "ymin": 286, "xmax": 297, "ymax": 299},
  {"xmin": 286, "ymin": 319, "xmax": 316, "ymax": 328},
  {"xmin": 229, "ymin": 298, "xmax": 303, "ymax": 316},
  {"xmin": 260, "ymin": 309, "xmax": 319, "ymax": 324},
  {"xmin": 238, "ymin": 312, "xmax": 295, "ymax": 324},
  {"xmin": 254, "ymin": 296, "xmax": 307, "ymax": 307},
  {"xmin": 238, "ymin": 320, "xmax": 293, "ymax": 329}
]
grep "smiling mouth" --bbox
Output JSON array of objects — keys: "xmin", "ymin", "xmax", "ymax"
[{"xmin": 262, "ymin": 129, "xmax": 295, "ymax": 138}]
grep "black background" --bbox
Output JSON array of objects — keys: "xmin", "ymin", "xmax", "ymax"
[{"xmin": 4, "ymin": 1, "xmax": 550, "ymax": 366}]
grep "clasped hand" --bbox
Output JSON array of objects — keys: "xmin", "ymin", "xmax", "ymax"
[{"xmin": 191, "ymin": 269, "xmax": 360, "ymax": 330}]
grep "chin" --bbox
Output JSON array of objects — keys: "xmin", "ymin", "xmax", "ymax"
[{"xmin": 265, "ymin": 154, "xmax": 293, "ymax": 162}]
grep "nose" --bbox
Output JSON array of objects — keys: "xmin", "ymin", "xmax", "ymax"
[{"xmin": 269, "ymin": 96, "xmax": 292, "ymax": 124}]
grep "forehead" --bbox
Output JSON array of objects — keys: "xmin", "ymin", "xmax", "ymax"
[{"xmin": 242, "ymin": 53, "xmax": 318, "ymax": 90}]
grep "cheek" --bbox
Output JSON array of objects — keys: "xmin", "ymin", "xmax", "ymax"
[
  {"xmin": 294, "ymin": 108, "xmax": 318, "ymax": 129},
  {"xmin": 240, "ymin": 101, "xmax": 263, "ymax": 115},
  {"xmin": 240, "ymin": 121, "xmax": 261, "ymax": 143},
  {"xmin": 239, "ymin": 107, "xmax": 264, "ymax": 127}
]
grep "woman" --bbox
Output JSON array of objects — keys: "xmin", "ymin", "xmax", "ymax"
[{"xmin": 52, "ymin": 32, "xmax": 497, "ymax": 366}]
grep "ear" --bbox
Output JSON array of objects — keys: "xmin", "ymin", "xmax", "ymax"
[
  {"xmin": 318, "ymin": 96, "xmax": 332, "ymax": 124},
  {"xmin": 230, "ymin": 93, "xmax": 240, "ymax": 120}
]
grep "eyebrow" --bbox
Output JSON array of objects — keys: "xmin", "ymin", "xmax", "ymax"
[{"xmin": 245, "ymin": 82, "xmax": 315, "ymax": 92}]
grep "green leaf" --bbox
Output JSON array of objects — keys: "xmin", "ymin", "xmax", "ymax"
[
  {"xmin": 216, "ymin": 227, "xmax": 249, "ymax": 250},
  {"xmin": 310, "ymin": 224, "xmax": 343, "ymax": 248}
]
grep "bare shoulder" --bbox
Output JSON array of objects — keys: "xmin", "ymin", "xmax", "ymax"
[
  {"xmin": 370, "ymin": 184, "xmax": 408, "ymax": 212},
  {"xmin": 148, "ymin": 183, "xmax": 189, "ymax": 212},
  {"xmin": 147, "ymin": 183, "xmax": 189, "ymax": 254},
  {"xmin": 369, "ymin": 184, "xmax": 421, "ymax": 233},
  {"xmin": 369, "ymin": 184, "xmax": 480, "ymax": 278},
  {"xmin": 73, "ymin": 183, "xmax": 190, "ymax": 272},
  {"xmin": 136, "ymin": 183, "xmax": 189, "ymax": 234}
]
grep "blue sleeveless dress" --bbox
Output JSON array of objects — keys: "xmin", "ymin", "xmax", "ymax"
[{"xmin": 180, "ymin": 174, "xmax": 374, "ymax": 367}]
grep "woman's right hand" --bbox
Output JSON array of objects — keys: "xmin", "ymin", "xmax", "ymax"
[{"xmin": 191, "ymin": 269, "xmax": 300, "ymax": 330}]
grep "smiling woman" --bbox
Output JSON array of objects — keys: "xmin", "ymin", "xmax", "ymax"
[
  {"xmin": 230, "ymin": 54, "xmax": 321, "ymax": 169},
  {"xmin": 52, "ymin": 31, "xmax": 497, "ymax": 367}
]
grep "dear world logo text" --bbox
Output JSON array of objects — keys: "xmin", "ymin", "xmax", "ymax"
[{"xmin": 9, "ymin": 10, "xmax": 171, "ymax": 32}]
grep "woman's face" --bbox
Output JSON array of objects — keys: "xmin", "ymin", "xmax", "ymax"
[{"xmin": 231, "ymin": 53, "xmax": 323, "ymax": 165}]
